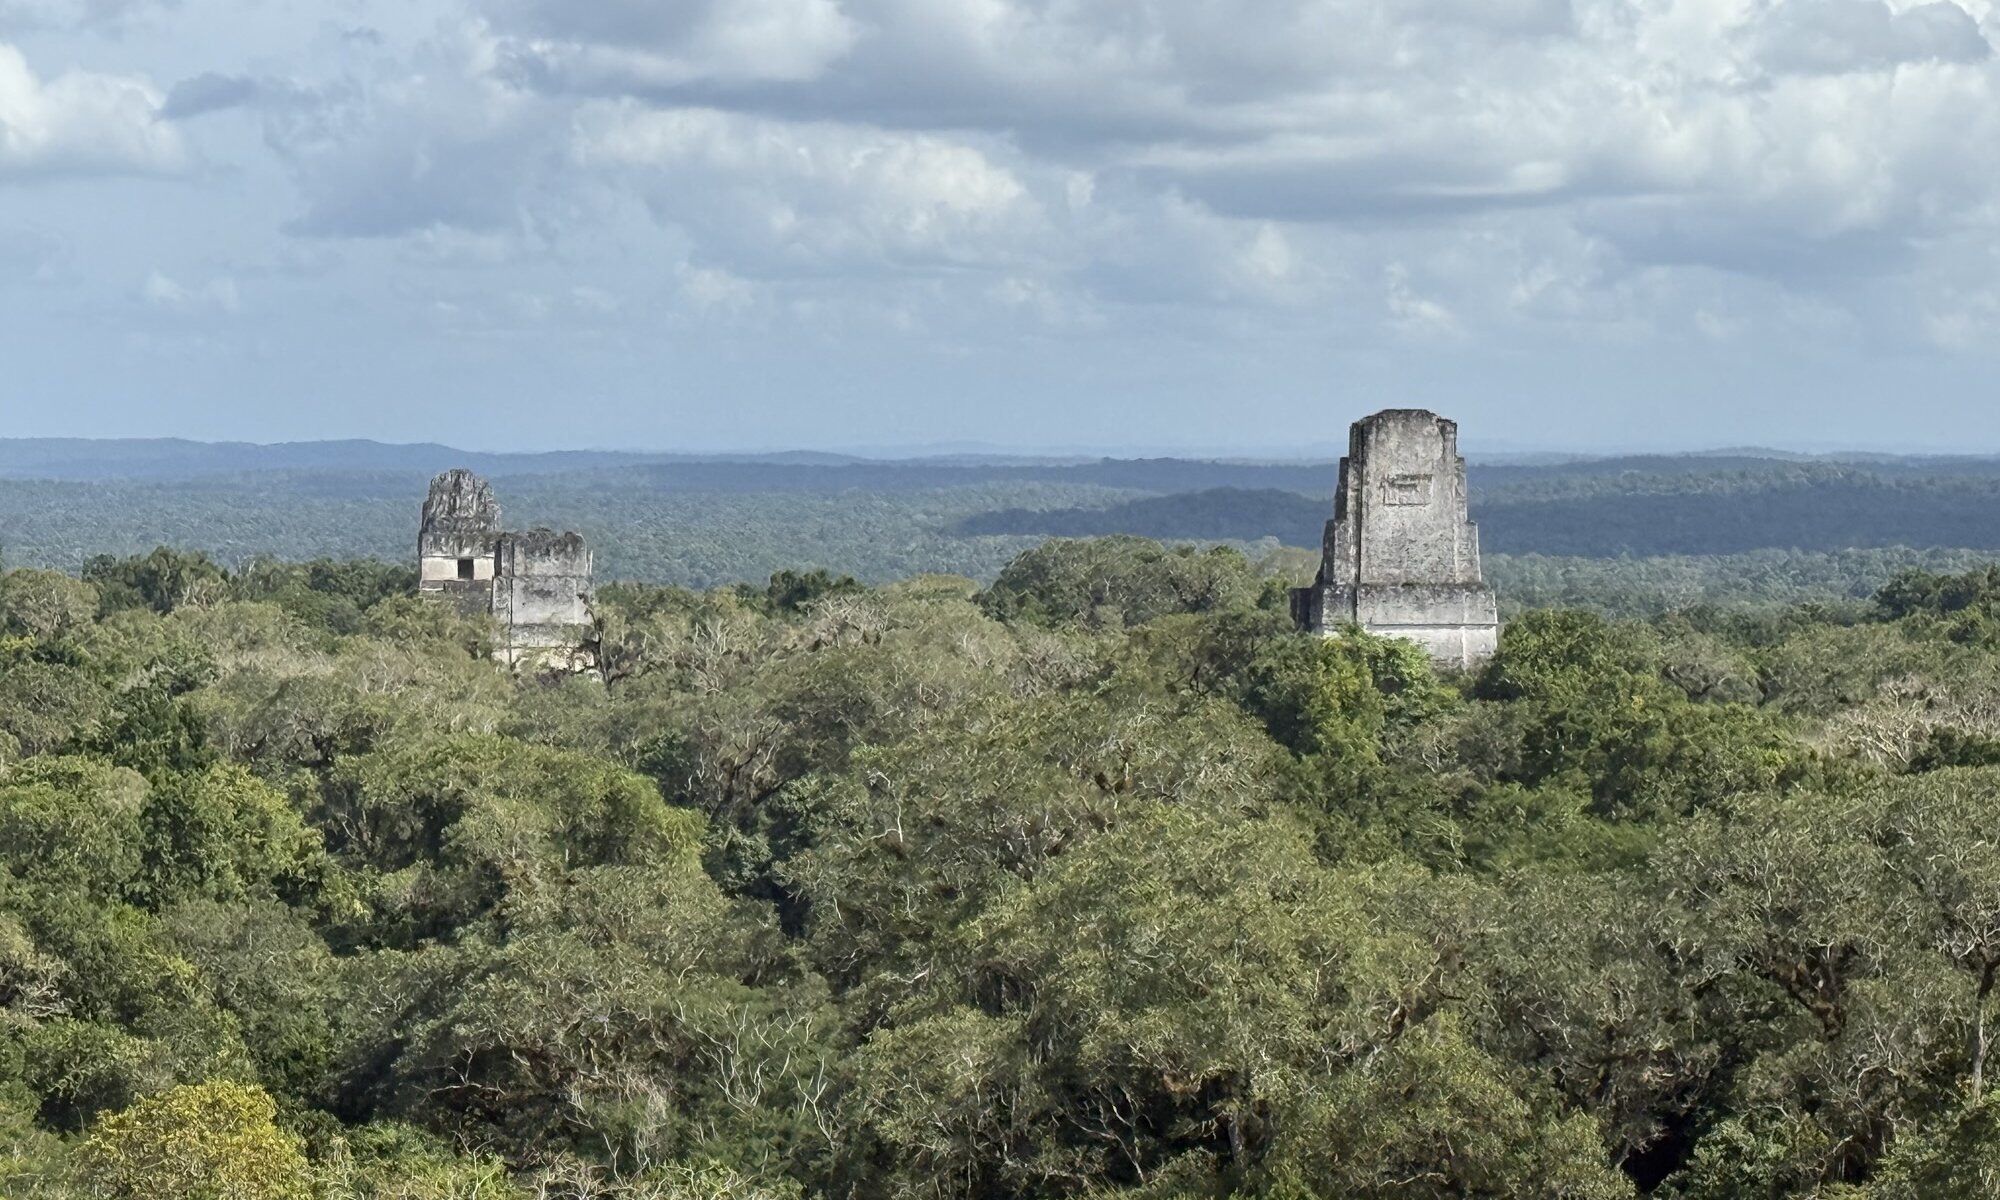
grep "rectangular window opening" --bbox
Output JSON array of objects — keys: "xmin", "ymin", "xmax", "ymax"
[{"xmin": 457, "ymin": 557, "xmax": 476, "ymax": 580}]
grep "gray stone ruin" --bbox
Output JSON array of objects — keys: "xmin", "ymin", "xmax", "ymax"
[
  {"xmin": 1291, "ymin": 409, "xmax": 1500, "ymax": 668},
  {"xmin": 418, "ymin": 469, "xmax": 503, "ymax": 614},
  {"xmin": 418, "ymin": 469, "xmax": 594, "ymax": 668}
]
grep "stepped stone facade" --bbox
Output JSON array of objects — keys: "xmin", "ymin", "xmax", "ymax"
[
  {"xmin": 1291, "ymin": 410, "xmax": 1500, "ymax": 668},
  {"xmin": 418, "ymin": 469, "xmax": 594, "ymax": 668}
]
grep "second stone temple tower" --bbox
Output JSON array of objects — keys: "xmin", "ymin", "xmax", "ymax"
[{"xmin": 1291, "ymin": 409, "xmax": 1500, "ymax": 668}]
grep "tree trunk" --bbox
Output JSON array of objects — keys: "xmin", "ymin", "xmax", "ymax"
[{"xmin": 1974, "ymin": 961, "xmax": 1996, "ymax": 1101}]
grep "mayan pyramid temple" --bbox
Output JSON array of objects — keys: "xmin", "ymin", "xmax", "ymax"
[
  {"xmin": 1291, "ymin": 409, "xmax": 1500, "ymax": 668},
  {"xmin": 417, "ymin": 469, "xmax": 595, "ymax": 668}
]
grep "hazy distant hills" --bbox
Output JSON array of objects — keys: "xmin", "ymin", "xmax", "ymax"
[
  {"xmin": 0, "ymin": 438, "xmax": 892, "ymax": 481},
  {"xmin": 6, "ymin": 438, "xmax": 2000, "ymax": 598},
  {"xmin": 7, "ymin": 435, "xmax": 1998, "ymax": 486}
]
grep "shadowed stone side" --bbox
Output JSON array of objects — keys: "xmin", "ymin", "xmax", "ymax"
[
  {"xmin": 1291, "ymin": 409, "xmax": 1500, "ymax": 668},
  {"xmin": 416, "ymin": 470, "xmax": 594, "ymax": 669}
]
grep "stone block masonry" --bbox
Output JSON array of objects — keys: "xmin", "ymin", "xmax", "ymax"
[
  {"xmin": 493, "ymin": 529, "xmax": 593, "ymax": 667},
  {"xmin": 418, "ymin": 470, "xmax": 594, "ymax": 669},
  {"xmin": 417, "ymin": 469, "xmax": 503, "ymax": 617},
  {"xmin": 1291, "ymin": 409, "xmax": 1500, "ymax": 668}
]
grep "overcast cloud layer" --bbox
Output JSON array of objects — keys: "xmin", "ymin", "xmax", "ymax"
[{"xmin": 5, "ymin": 0, "xmax": 2000, "ymax": 452}]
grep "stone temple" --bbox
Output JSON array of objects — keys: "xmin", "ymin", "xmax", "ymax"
[
  {"xmin": 1291, "ymin": 409, "xmax": 1500, "ymax": 668},
  {"xmin": 418, "ymin": 469, "xmax": 594, "ymax": 668}
]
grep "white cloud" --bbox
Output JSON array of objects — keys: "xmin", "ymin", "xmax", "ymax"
[
  {"xmin": 1753, "ymin": 0, "xmax": 1989, "ymax": 75},
  {"xmin": 214, "ymin": 0, "xmax": 2000, "ymax": 345},
  {"xmin": 266, "ymin": 22, "xmax": 556, "ymax": 239},
  {"xmin": 573, "ymin": 102, "xmax": 1036, "ymax": 272},
  {"xmin": 0, "ymin": 42, "xmax": 185, "ymax": 178},
  {"xmin": 1386, "ymin": 263, "xmax": 1460, "ymax": 337},
  {"xmin": 140, "ymin": 269, "xmax": 238, "ymax": 313},
  {"xmin": 495, "ymin": 0, "xmax": 858, "ymax": 88},
  {"xmin": 677, "ymin": 262, "xmax": 757, "ymax": 312},
  {"xmin": 457, "ymin": 0, "xmax": 2000, "ymax": 299}
]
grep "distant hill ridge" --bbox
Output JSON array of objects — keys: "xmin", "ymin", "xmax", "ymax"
[
  {"xmin": 10, "ymin": 443, "xmax": 2000, "ymax": 585},
  {"xmin": 8, "ymin": 436, "xmax": 2000, "ymax": 484},
  {"xmin": 0, "ymin": 438, "xmax": 871, "ymax": 481}
]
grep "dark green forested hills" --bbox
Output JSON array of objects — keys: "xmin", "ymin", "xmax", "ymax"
[
  {"xmin": 9, "ymin": 454, "xmax": 2000, "ymax": 599},
  {"xmin": 959, "ymin": 466, "xmax": 2000, "ymax": 557},
  {"xmin": 953, "ymin": 487, "xmax": 1332, "ymax": 544},
  {"xmin": 12, "ymin": 539, "xmax": 2000, "ymax": 1197}
]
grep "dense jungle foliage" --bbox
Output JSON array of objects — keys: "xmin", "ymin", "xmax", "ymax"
[{"xmin": 10, "ymin": 538, "xmax": 2000, "ymax": 1197}]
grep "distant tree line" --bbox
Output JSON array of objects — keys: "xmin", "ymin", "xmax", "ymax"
[{"xmin": 7, "ymin": 458, "xmax": 2000, "ymax": 601}]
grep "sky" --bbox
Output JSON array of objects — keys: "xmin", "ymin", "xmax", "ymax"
[{"xmin": 5, "ymin": 0, "xmax": 2000, "ymax": 454}]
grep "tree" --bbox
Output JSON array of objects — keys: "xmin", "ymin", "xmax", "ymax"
[
  {"xmin": 361, "ymin": 865, "xmax": 826, "ymax": 1171},
  {"xmin": 73, "ymin": 1081, "xmax": 311, "ymax": 1200},
  {"xmin": 136, "ymin": 763, "xmax": 323, "ymax": 909},
  {"xmin": 1241, "ymin": 627, "xmax": 1449, "ymax": 764},
  {"xmin": 981, "ymin": 538, "xmax": 1259, "ymax": 629},
  {"xmin": 760, "ymin": 569, "xmax": 864, "ymax": 615},
  {"xmin": 1876, "ymin": 769, "xmax": 2000, "ymax": 1099},
  {"xmin": 0, "ymin": 570, "xmax": 98, "ymax": 642},
  {"xmin": 81, "ymin": 549, "xmax": 229, "ymax": 616},
  {"xmin": 322, "ymin": 735, "xmax": 702, "ymax": 943}
]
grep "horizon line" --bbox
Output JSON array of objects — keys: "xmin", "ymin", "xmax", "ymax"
[{"xmin": 5, "ymin": 433, "xmax": 2000, "ymax": 463}]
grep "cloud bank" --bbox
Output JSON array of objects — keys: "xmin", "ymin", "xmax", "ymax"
[
  {"xmin": 0, "ymin": 42, "xmax": 182, "ymax": 176},
  {"xmin": 6, "ymin": 0, "xmax": 2000, "ymax": 449}
]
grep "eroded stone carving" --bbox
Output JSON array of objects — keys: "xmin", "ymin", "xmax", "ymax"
[{"xmin": 1291, "ymin": 409, "xmax": 1500, "ymax": 668}]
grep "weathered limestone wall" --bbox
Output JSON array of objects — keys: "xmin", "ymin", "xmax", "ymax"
[
  {"xmin": 493, "ymin": 529, "xmax": 593, "ymax": 668},
  {"xmin": 415, "ymin": 470, "xmax": 595, "ymax": 667},
  {"xmin": 1293, "ymin": 409, "xmax": 1500, "ymax": 668}
]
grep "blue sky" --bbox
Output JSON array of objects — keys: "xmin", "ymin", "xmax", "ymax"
[{"xmin": 5, "ymin": 0, "xmax": 2000, "ymax": 453}]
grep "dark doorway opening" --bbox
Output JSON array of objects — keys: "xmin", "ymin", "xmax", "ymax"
[{"xmin": 457, "ymin": 558, "xmax": 476, "ymax": 580}]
